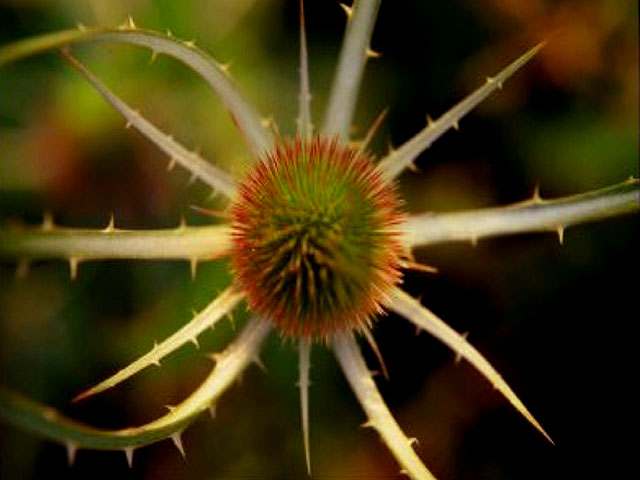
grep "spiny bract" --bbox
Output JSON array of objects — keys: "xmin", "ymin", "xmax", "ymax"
[{"xmin": 0, "ymin": 1, "xmax": 637, "ymax": 480}]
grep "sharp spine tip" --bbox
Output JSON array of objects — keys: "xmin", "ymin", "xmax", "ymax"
[
  {"xmin": 66, "ymin": 442, "xmax": 78, "ymax": 466},
  {"xmin": 219, "ymin": 62, "xmax": 232, "ymax": 75},
  {"xmin": 190, "ymin": 257, "xmax": 198, "ymax": 279},
  {"xmin": 171, "ymin": 432, "xmax": 186, "ymax": 459},
  {"xmin": 104, "ymin": 213, "xmax": 116, "ymax": 232},
  {"xmin": 339, "ymin": 3, "xmax": 353, "ymax": 18},
  {"xmin": 366, "ymin": 48, "xmax": 381, "ymax": 58},
  {"xmin": 253, "ymin": 355, "xmax": 267, "ymax": 372},
  {"xmin": 124, "ymin": 447, "xmax": 134, "ymax": 468},
  {"xmin": 42, "ymin": 211, "xmax": 55, "ymax": 231},
  {"xmin": 360, "ymin": 420, "xmax": 375, "ymax": 429},
  {"xmin": 69, "ymin": 257, "xmax": 79, "ymax": 280},
  {"xmin": 532, "ymin": 183, "xmax": 542, "ymax": 203}
]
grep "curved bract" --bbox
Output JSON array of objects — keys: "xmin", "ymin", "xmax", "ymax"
[
  {"xmin": 0, "ymin": 318, "xmax": 270, "ymax": 455},
  {"xmin": 0, "ymin": 24, "xmax": 273, "ymax": 156}
]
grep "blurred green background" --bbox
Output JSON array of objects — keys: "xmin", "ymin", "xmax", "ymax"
[{"xmin": 1, "ymin": 0, "xmax": 638, "ymax": 479}]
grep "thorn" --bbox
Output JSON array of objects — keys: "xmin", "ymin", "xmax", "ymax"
[
  {"xmin": 366, "ymin": 48, "xmax": 381, "ymax": 58},
  {"xmin": 208, "ymin": 352, "xmax": 224, "ymax": 363},
  {"xmin": 166, "ymin": 29, "xmax": 173, "ymax": 37},
  {"xmin": 252, "ymin": 355, "xmax": 267, "ymax": 372},
  {"xmin": 260, "ymin": 116, "xmax": 280, "ymax": 137},
  {"xmin": 208, "ymin": 404, "xmax": 217, "ymax": 419},
  {"xmin": 165, "ymin": 404, "xmax": 177, "ymax": 412},
  {"xmin": 76, "ymin": 23, "xmax": 87, "ymax": 32},
  {"xmin": 171, "ymin": 432, "xmax": 186, "ymax": 459},
  {"xmin": 119, "ymin": 15, "xmax": 136, "ymax": 30},
  {"xmin": 339, "ymin": 3, "xmax": 353, "ymax": 18},
  {"xmin": 42, "ymin": 211, "xmax": 55, "ymax": 231},
  {"xmin": 152, "ymin": 341, "xmax": 161, "ymax": 366},
  {"xmin": 178, "ymin": 214, "xmax": 187, "ymax": 230},
  {"xmin": 386, "ymin": 140, "xmax": 395, "ymax": 155},
  {"xmin": 408, "ymin": 437, "xmax": 419, "ymax": 447},
  {"xmin": 190, "ymin": 257, "xmax": 198, "ymax": 279},
  {"xmin": 189, "ymin": 336, "xmax": 200, "ymax": 349},
  {"xmin": 357, "ymin": 107, "xmax": 388, "ymax": 155},
  {"xmin": 362, "ymin": 328, "xmax": 389, "ymax": 380},
  {"xmin": 104, "ymin": 213, "xmax": 115, "ymax": 232},
  {"xmin": 226, "ymin": 311, "xmax": 235, "ymax": 329},
  {"xmin": 486, "ymin": 76, "xmax": 502, "ymax": 89},
  {"xmin": 470, "ymin": 236, "xmax": 478, "ymax": 247},
  {"xmin": 415, "ymin": 325, "xmax": 422, "ymax": 336},
  {"xmin": 399, "ymin": 469, "xmax": 409, "ymax": 477},
  {"xmin": 150, "ymin": 49, "xmax": 159, "ymax": 63},
  {"xmin": 360, "ymin": 420, "xmax": 375, "ymax": 429},
  {"xmin": 557, "ymin": 226, "xmax": 565, "ymax": 245},
  {"xmin": 167, "ymin": 157, "xmax": 177, "ymax": 171},
  {"xmin": 219, "ymin": 61, "xmax": 232, "ymax": 75},
  {"xmin": 184, "ymin": 39, "xmax": 196, "ymax": 48},
  {"xmin": 66, "ymin": 442, "xmax": 77, "ymax": 466},
  {"xmin": 124, "ymin": 447, "xmax": 134, "ymax": 468},
  {"xmin": 69, "ymin": 257, "xmax": 79, "ymax": 280},
  {"xmin": 452, "ymin": 119, "xmax": 460, "ymax": 131},
  {"xmin": 206, "ymin": 189, "xmax": 218, "ymax": 201},
  {"xmin": 455, "ymin": 332, "xmax": 469, "ymax": 364},
  {"xmin": 426, "ymin": 115, "xmax": 435, "ymax": 127},
  {"xmin": 190, "ymin": 204, "xmax": 229, "ymax": 218},
  {"xmin": 15, "ymin": 259, "xmax": 30, "ymax": 279},
  {"xmin": 187, "ymin": 173, "xmax": 198, "ymax": 186},
  {"xmin": 407, "ymin": 162, "xmax": 420, "ymax": 173},
  {"xmin": 532, "ymin": 182, "xmax": 542, "ymax": 203},
  {"xmin": 400, "ymin": 260, "xmax": 438, "ymax": 274}
]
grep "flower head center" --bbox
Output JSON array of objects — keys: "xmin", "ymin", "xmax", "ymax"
[{"xmin": 231, "ymin": 137, "xmax": 403, "ymax": 339}]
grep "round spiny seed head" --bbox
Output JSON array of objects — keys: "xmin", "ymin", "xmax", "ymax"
[{"xmin": 231, "ymin": 136, "xmax": 404, "ymax": 340}]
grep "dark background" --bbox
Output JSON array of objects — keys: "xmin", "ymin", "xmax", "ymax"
[{"xmin": 1, "ymin": 0, "xmax": 638, "ymax": 479}]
